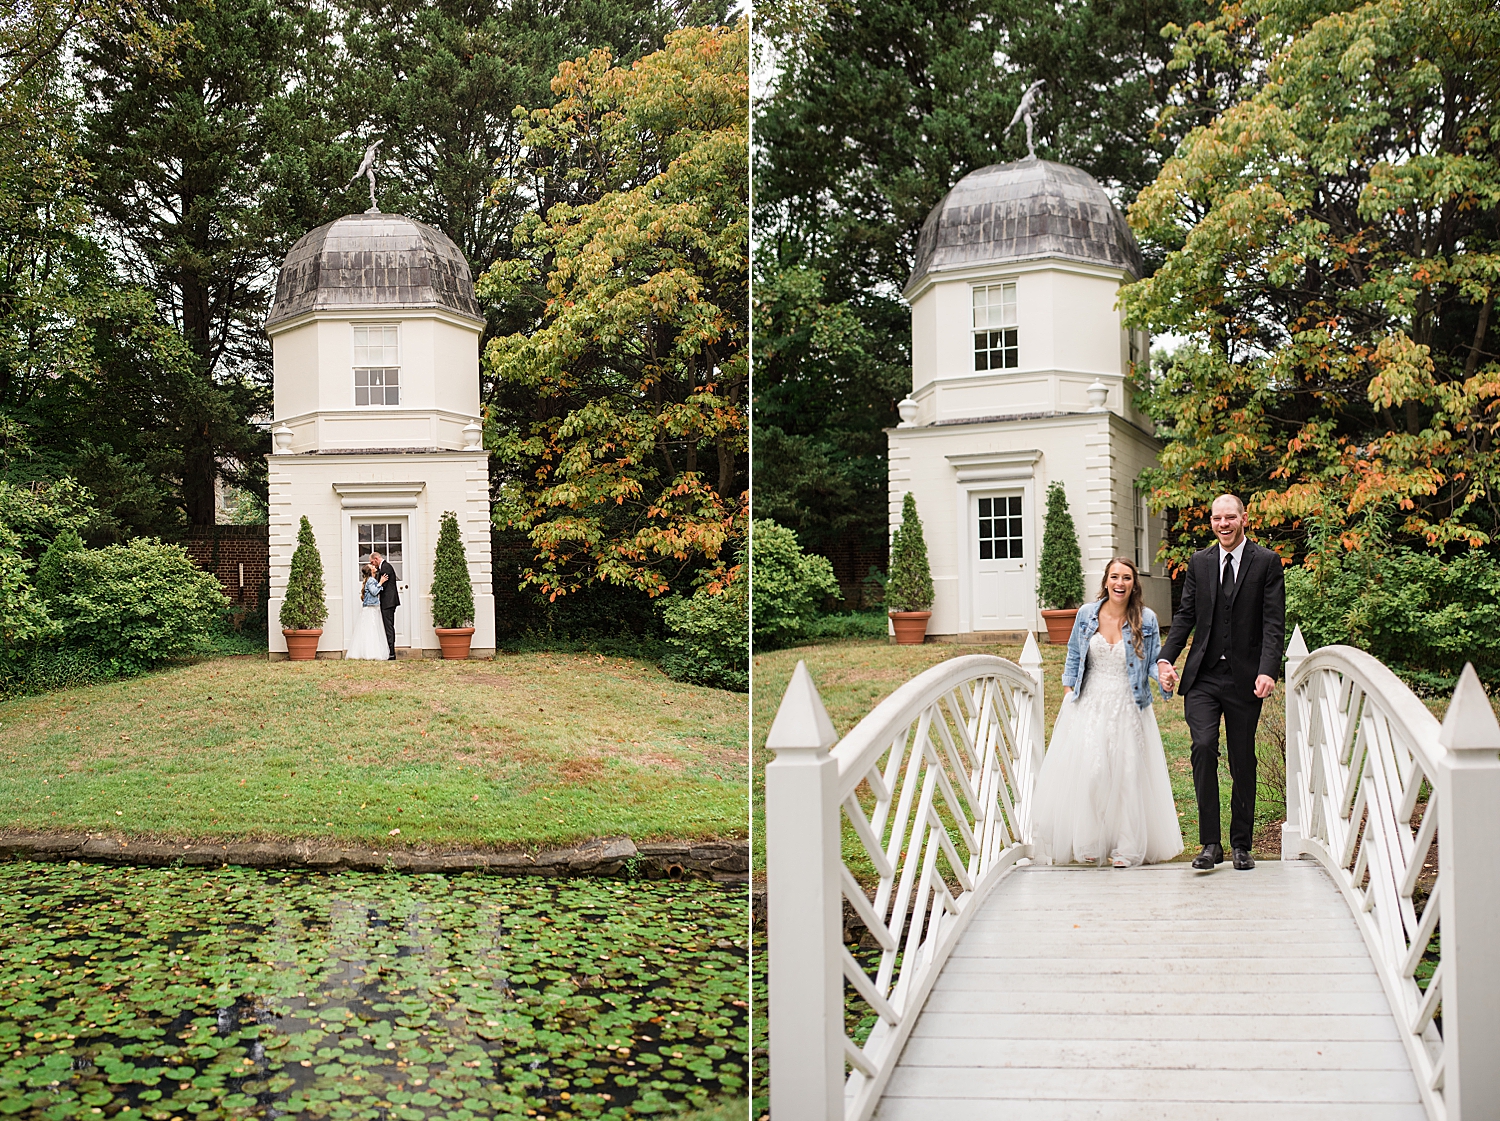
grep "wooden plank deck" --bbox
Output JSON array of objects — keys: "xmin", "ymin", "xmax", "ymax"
[{"xmin": 876, "ymin": 860, "xmax": 1426, "ymax": 1120}]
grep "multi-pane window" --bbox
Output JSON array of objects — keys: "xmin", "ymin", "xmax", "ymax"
[
  {"xmin": 358, "ymin": 522, "xmax": 403, "ymax": 579},
  {"xmin": 353, "ymin": 325, "xmax": 400, "ymax": 405},
  {"xmin": 978, "ymin": 495, "xmax": 1023, "ymax": 560},
  {"xmin": 973, "ymin": 283, "xmax": 1018, "ymax": 371}
]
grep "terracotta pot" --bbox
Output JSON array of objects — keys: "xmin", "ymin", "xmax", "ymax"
[
  {"xmin": 1040, "ymin": 608, "xmax": 1079, "ymax": 645},
  {"xmin": 435, "ymin": 626, "xmax": 475, "ymax": 660},
  {"xmin": 888, "ymin": 610, "xmax": 932, "ymax": 646},
  {"xmin": 282, "ymin": 628, "xmax": 322, "ymax": 661}
]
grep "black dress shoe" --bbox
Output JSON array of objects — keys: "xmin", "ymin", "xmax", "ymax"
[
  {"xmin": 1232, "ymin": 848, "xmax": 1255, "ymax": 870},
  {"xmin": 1191, "ymin": 844, "xmax": 1224, "ymax": 870}
]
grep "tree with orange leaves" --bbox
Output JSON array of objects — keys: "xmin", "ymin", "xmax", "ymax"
[
  {"xmin": 479, "ymin": 23, "xmax": 747, "ymax": 601},
  {"xmin": 1123, "ymin": 0, "xmax": 1500, "ymax": 569}
]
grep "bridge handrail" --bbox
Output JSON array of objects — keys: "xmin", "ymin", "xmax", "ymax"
[
  {"xmin": 1283, "ymin": 629, "xmax": 1500, "ymax": 1121},
  {"xmin": 765, "ymin": 640, "xmax": 1045, "ymax": 1121}
]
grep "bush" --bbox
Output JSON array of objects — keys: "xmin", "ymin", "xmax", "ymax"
[
  {"xmin": 0, "ymin": 557, "xmax": 57, "ymax": 675},
  {"xmin": 751, "ymin": 519, "xmax": 841, "ymax": 649},
  {"xmin": 280, "ymin": 516, "xmax": 327, "ymax": 631},
  {"xmin": 804, "ymin": 609, "xmax": 892, "ymax": 642},
  {"xmin": 431, "ymin": 511, "xmax": 476, "ymax": 629},
  {"xmin": 661, "ymin": 564, "xmax": 748, "ymax": 692},
  {"xmin": 886, "ymin": 493, "xmax": 933, "ymax": 612},
  {"xmin": 1038, "ymin": 481, "xmax": 1085, "ymax": 610},
  {"xmin": 1286, "ymin": 545, "xmax": 1500, "ymax": 693},
  {"xmin": 43, "ymin": 538, "xmax": 230, "ymax": 675}
]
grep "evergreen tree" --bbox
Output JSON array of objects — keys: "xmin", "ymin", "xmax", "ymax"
[
  {"xmin": 431, "ymin": 511, "xmax": 475, "ymax": 629},
  {"xmin": 886, "ymin": 493, "xmax": 933, "ymax": 612},
  {"xmin": 279, "ymin": 516, "xmax": 326, "ymax": 630},
  {"xmin": 1038, "ymin": 482, "xmax": 1084, "ymax": 610}
]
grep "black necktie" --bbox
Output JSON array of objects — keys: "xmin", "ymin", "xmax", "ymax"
[{"xmin": 1222, "ymin": 552, "xmax": 1234, "ymax": 598}]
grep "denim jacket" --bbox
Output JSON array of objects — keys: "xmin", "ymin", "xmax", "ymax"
[
  {"xmin": 1060, "ymin": 599, "xmax": 1169, "ymax": 710},
  {"xmin": 361, "ymin": 576, "xmax": 381, "ymax": 607}
]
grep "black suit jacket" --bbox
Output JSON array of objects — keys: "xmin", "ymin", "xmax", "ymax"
[
  {"xmin": 1160, "ymin": 539, "xmax": 1286, "ymax": 697},
  {"xmin": 376, "ymin": 560, "xmax": 401, "ymax": 609}
]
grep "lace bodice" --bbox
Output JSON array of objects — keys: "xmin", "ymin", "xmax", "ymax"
[{"xmin": 1083, "ymin": 631, "xmax": 1132, "ymax": 704}]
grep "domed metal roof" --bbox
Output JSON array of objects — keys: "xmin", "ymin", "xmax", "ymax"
[
  {"xmin": 906, "ymin": 157, "xmax": 1143, "ymax": 293},
  {"xmin": 266, "ymin": 212, "xmax": 484, "ymax": 329}
]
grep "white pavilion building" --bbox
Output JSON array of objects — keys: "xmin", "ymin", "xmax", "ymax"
[
  {"xmin": 264, "ymin": 211, "xmax": 496, "ymax": 659},
  {"xmin": 887, "ymin": 157, "xmax": 1169, "ymax": 640}
]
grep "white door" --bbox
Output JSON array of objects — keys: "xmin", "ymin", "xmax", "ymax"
[
  {"xmin": 356, "ymin": 519, "xmax": 409, "ymax": 648},
  {"xmin": 972, "ymin": 491, "xmax": 1033, "ymax": 631}
]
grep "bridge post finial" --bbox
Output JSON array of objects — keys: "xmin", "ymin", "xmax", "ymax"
[
  {"xmin": 1437, "ymin": 663, "xmax": 1500, "ymax": 1119},
  {"xmin": 765, "ymin": 661, "xmax": 844, "ymax": 1120},
  {"xmin": 1282, "ymin": 625, "xmax": 1310, "ymax": 860}
]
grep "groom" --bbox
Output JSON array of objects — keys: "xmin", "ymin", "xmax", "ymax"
[
  {"xmin": 369, "ymin": 549, "xmax": 400, "ymax": 661},
  {"xmin": 1157, "ymin": 494, "xmax": 1285, "ymax": 872}
]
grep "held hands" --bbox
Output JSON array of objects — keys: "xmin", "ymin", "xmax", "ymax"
[{"xmin": 1156, "ymin": 660, "xmax": 1178, "ymax": 692}]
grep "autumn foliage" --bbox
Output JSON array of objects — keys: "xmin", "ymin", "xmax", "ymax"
[
  {"xmin": 1123, "ymin": 0, "xmax": 1500, "ymax": 567},
  {"xmin": 480, "ymin": 24, "xmax": 748, "ymax": 600}
]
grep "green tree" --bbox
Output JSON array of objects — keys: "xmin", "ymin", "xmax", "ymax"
[
  {"xmin": 481, "ymin": 23, "xmax": 748, "ymax": 600},
  {"xmin": 886, "ymin": 493, "xmax": 934, "ymax": 613},
  {"xmin": 77, "ymin": 0, "xmax": 345, "ymax": 526},
  {"xmin": 279, "ymin": 516, "xmax": 326, "ymax": 630},
  {"xmin": 431, "ymin": 510, "xmax": 476, "ymax": 629},
  {"xmin": 1038, "ymin": 481, "xmax": 1085, "ymax": 610},
  {"xmin": 1122, "ymin": 0, "xmax": 1500, "ymax": 564},
  {"xmin": 753, "ymin": 0, "xmax": 1217, "ymax": 558},
  {"xmin": 750, "ymin": 519, "xmax": 840, "ymax": 649}
]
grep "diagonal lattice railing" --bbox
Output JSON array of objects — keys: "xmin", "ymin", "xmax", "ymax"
[
  {"xmin": 766, "ymin": 641, "xmax": 1045, "ymax": 1121},
  {"xmin": 1282, "ymin": 628, "xmax": 1500, "ymax": 1121}
]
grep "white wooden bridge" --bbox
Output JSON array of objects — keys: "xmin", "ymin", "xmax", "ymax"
[{"xmin": 765, "ymin": 632, "xmax": 1500, "ymax": 1120}]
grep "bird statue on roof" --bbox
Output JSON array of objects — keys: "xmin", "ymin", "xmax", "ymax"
[
  {"xmin": 345, "ymin": 139, "xmax": 384, "ymax": 213},
  {"xmin": 1004, "ymin": 80, "xmax": 1046, "ymax": 160}
]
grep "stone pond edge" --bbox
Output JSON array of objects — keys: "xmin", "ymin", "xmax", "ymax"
[{"xmin": 0, "ymin": 833, "xmax": 749, "ymax": 882}]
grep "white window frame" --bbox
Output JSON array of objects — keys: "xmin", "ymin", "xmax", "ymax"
[
  {"xmin": 972, "ymin": 282, "xmax": 1018, "ymax": 371},
  {"xmin": 1134, "ymin": 481, "xmax": 1150, "ymax": 573},
  {"xmin": 352, "ymin": 324, "xmax": 401, "ymax": 407}
]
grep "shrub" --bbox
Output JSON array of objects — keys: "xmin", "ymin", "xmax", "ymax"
[
  {"xmin": 1038, "ymin": 481, "xmax": 1085, "ymax": 610},
  {"xmin": 44, "ymin": 538, "xmax": 230, "ymax": 674},
  {"xmin": 1286, "ymin": 545, "xmax": 1500, "ymax": 692},
  {"xmin": 0, "ymin": 557, "xmax": 56, "ymax": 674},
  {"xmin": 661, "ymin": 563, "xmax": 748, "ymax": 691},
  {"xmin": 886, "ymin": 493, "xmax": 933, "ymax": 612},
  {"xmin": 280, "ymin": 516, "xmax": 327, "ymax": 631},
  {"xmin": 431, "ymin": 511, "xmax": 476, "ymax": 629},
  {"xmin": 751, "ymin": 519, "xmax": 841, "ymax": 649}
]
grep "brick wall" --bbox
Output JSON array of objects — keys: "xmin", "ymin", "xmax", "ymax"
[
  {"xmin": 814, "ymin": 535, "xmax": 889, "ymax": 610},
  {"xmin": 182, "ymin": 525, "xmax": 270, "ymax": 609}
]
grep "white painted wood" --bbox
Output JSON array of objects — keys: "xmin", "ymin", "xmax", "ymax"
[
  {"xmin": 764, "ymin": 662, "xmax": 844, "ymax": 1121},
  {"xmin": 877, "ymin": 1101, "xmax": 1426, "ymax": 1121},
  {"xmin": 767, "ymin": 649, "xmax": 1046, "ymax": 1121},
  {"xmin": 877, "ymin": 863, "xmax": 1424, "ymax": 1117},
  {"xmin": 1434, "ymin": 664, "xmax": 1500, "ymax": 1120}
]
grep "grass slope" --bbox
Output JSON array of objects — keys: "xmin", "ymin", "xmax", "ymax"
[
  {"xmin": 0, "ymin": 653, "xmax": 747, "ymax": 847},
  {"xmin": 752, "ymin": 638, "xmax": 1288, "ymax": 869}
]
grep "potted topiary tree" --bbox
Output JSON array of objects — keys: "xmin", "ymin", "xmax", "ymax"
[
  {"xmin": 280, "ymin": 516, "xmax": 327, "ymax": 660},
  {"xmin": 1038, "ymin": 480, "xmax": 1086, "ymax": 643},
  {"xmin": 887, "ymin": 492, "xmax": 935, "ymax": 644},
  {"xmin": 430, "ymin": 510, "xmax": 476, "ymax": 658}
]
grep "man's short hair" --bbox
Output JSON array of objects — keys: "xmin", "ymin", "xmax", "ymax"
[{"xmin": 1211, "ymin": 493, "xmax": 1246, "ymax": 515}]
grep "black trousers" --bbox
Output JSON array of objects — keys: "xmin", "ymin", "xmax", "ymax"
[
  {"xmin": 381, "ymin": 606, "xmax": 397, "ymax": 658},
  {"xmin": 1184, "ymin": 659, "xmax": 1263, "ymax": 851}
]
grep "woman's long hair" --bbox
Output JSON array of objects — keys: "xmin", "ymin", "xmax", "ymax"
[{"xmin": 1096, "ymin": 556, "xmax": 1145, "ymax": 658}]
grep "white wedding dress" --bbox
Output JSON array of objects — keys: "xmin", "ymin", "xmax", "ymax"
[
  {"xmin": 1031, "ymin": 632, "xmax": 1183, "ymax": 867},
  {"xmin": 346, "ymin": 578, "xmax": 389, "ymax": 661}
]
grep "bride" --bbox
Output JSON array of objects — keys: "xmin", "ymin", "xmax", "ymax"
[
  {"xmin": 1031, "ymin": 556, "xmax": 1183, "ymax": 868},
  {"xmin": 346, "ymin": 561, "xmax": 389, "ymax": 660}
]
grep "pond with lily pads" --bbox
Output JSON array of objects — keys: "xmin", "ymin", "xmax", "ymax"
[{"xmin": 0, "ymin": 864, "xmax": 748, "ymax": 1119}]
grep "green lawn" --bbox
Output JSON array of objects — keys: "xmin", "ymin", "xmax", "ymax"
[
  {"xmin": 752, "ymin": 638, "xmax": 1288, "ymax": 870},
  {"xmin": 0, "ymin": 652, "xmax": 747, "ymax": 847}
]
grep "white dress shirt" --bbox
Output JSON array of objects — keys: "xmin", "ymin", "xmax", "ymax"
[{"xmin": 1218, "ymin": 536, "xmax": 1247, "ymax": 583}]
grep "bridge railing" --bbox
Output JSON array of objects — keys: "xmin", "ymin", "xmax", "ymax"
[
  {"xmin": 765, "ymin": 640, "xmax": 1045, "ymax": 1121},
  {"xmin": 1282, "ymin": 627, "xmax": 1500, "ymax": 1121}
]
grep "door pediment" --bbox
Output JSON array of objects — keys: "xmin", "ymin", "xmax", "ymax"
[{"xmin": 946, "ymin": 449, "xmax": 1041, "ymax": 483}]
